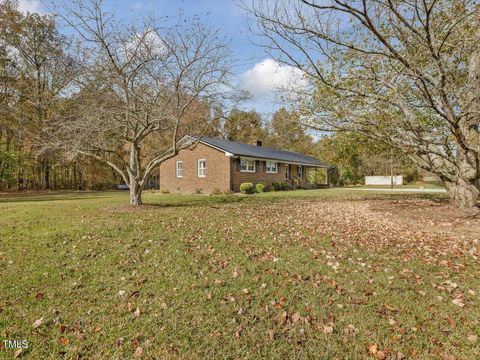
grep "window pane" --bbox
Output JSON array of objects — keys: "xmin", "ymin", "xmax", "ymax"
[
  {"xmin": 176, "ymin": 161, "xmax": 183, "ymax": 177},
  {"xmin": 240, "ymin": 159, "xmax": 255, "ymax": 172}
]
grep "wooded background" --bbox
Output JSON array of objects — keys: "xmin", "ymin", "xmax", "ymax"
[{"xmin": 1, "ymin": 0, "xmax": 446, "ymax": 195}]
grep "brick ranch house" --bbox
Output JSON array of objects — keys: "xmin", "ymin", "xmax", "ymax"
[{"xmin": 159, "ymin": 136, "xmax": 330, "ymax": 194}]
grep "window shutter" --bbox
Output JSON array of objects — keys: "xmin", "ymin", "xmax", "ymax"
[
  {"xmin": 237, "ymin": 158, "xmax": 241, "ymax": 172},
  {"xmin": 263, "ymin": 161, "xmax": 267, "ymax": 172},
  {"xmin": 255, "ymin": 160, "xmax": 259, "ymax": 172}
]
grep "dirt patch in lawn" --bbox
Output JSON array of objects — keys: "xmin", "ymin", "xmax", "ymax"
[
  {"xmin": 368, "ymin": 198, "xmax": 480, "ymax": 241},
  {"xmin": 261, "ymin": 197, "xmax": 480, "ymax": 267}
]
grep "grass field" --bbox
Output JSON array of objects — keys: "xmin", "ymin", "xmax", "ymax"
[
  {"xmin": 352, "ymin": 184, "xmax": 446, "ymax": 189},
  {"xmin": 0, "ymin": 189, "xmax": 478, "ymax": 359}
]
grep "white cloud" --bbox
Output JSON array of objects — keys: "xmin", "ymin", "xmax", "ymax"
[
  {"xmin": 239, "ymin": 58, "xmax": 307, "ymax": 99},
  {"xmin": 18, "ymin": 0, "xmax": 43, "ymax": 14},
  {"xmin": 124, "ymin": 30, "xmax": 167, "ymax": 61}
]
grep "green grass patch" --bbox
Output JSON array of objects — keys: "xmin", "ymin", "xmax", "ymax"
[{"xmin": 0, "ymin": 189, "xmax": 477, "ymax": 359}]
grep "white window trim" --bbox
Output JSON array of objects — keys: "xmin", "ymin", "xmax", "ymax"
[
  {"xmin": 265, "ymin": 161, "xmax": 278, "ymax": 174},
  {"xmin": 176, "ymin": 160, "xmax": 183, "ymax": 178},
  {"xmin": 240, "ymin": 158, "xmax": 256, "ymax": 173},
  {"xmin": 198, "ymin": 159, "xmax": 206, "ymax": 178},
  {"xmin": 285, "ymin": 163, "xmax": 290, "ymax": 179}
]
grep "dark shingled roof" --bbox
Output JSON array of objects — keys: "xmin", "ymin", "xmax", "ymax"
[{"xmin": 193, "ymin": 136, "xmax": 330, "ymax": 167}]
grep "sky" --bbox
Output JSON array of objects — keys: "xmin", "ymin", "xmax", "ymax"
[{"xmin": 17, "ymin": 0, "xmax": 306, "ymax": 117}]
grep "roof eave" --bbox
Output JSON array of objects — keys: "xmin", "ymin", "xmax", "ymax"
[{"xmin": 232, "ymin": 154, "xmax": 330, "ymax": 168}]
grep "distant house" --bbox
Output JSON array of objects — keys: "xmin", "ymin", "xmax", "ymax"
[{"xmin": 159, "ymin": 136, "xmax": 330, "ymax": 194}]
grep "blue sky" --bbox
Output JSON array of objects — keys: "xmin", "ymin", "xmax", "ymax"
[{"xmin": 19, "ymin": 0, "xmax": 306, "ymax": 116}]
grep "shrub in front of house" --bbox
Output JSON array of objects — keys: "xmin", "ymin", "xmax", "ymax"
[
  {"xmin": 255, "ymin": 182, "xmax": 266, "ymax": 193},
  {"xmin": 210, "ymin": 188, "xmax": 222, "ymax": 196},
  {"xmin": 240, "ymin": 182, "xmax": 254, "ymax": 194},
  {"xmin": 272, "ymin": 182, "xmax": 282, "ymax": 191},
  {"xmin": 281, "ymin": 182, "xmax": 291, "ymax": 190}
]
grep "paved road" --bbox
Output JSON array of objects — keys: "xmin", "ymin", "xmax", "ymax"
[{"xmin": 344, "ymin": 187, "xmax": 447, "ymax": 193}]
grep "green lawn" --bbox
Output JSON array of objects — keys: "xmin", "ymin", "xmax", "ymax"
[
  {"xmin": 0, "ymin": 189, "xmax": 478, "ymax": 359},
  {"xmin": 352, "ymin": 183, "xmax": 446, "ymax": 189}
]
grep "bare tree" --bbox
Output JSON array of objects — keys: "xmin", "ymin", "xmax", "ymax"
[
  {"xmin": 247, "ymin": 0, "xmax": 480, "ymax": 209},
  {"xmin": 49, "ymin": 0, "xmax": 240, "ymax": 205}
]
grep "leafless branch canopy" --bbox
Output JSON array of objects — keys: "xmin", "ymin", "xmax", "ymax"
[{"xmin": 47, "ymin": 0, "xmax": 242, "ymax": 204}]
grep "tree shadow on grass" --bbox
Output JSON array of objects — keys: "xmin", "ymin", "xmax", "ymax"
[
  {"xmin": 122, "ymin": 196, "xmax": 248, "ymax": 210},
  {"xmin": 0, "ymin": 191, "xmax": 121, "ymax": 203}
]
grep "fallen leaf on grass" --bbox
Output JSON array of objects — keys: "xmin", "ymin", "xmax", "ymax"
[
  {"xmin": 13, "ymin": 349, "xmax": 23, "ymax": 358},
  {"xmin": 134, "ymin": 346, "xmax": 143, "ymax": 357},
  {"xmin": 382, "ymin": 304, "xmax": 396, "ymax": 312},
  {"xmin": 344, "ymin": 324, "xmax": 358, "ymax": 335},
  {"xmin": 33, "ymin": 317, "xmax": 44, "ymax": 329},
  {"xmin": 446, "ymin": 317, "xmax": 456, "ymax": 328},
  {"xmin": 368, "ymin": 344, "xmax": 378, "ymax": 355},
  {"xmin": 291, "ymin": 312, "xmax": 302, "ymax": 323},
  {"xmin": 323, "ymin": 326, "xmax": 334, "ymax": 334},
  {"xmin": 274, "ymin": 297, "xmax": 286, "ymax": 309},
  {"xmin": 451, "ymin": 298, "xmax": 465, "ymax": 307},
  {"xmin": 58, "ymin": 337, "xmax": 69, "ymax": 346},
  {"xmin": 133, "ymin": 307, "xmax": 141, "ymax": 317},
  {"xmin": 468, "ymin": 334, "xmax": 478, "ymax": 343},
  {"xmin": 367, "ymin": 344, "xmax": 386, "ymax": 359}
]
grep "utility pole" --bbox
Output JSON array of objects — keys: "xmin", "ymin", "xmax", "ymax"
[{"xmin": 390, "ymin": 148, "xmax": 394, "ymax": 189}]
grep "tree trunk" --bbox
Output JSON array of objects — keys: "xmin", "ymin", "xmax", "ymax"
[
  {"xmin": 129, "ymin": 183, "xmax": 143, "ymax": 206},
  {"xmin": 445, "ymin": 178, "xmax": 479, "ymax": 209},
  {"xmin": 129, "ymin": 143, "xmax": 144, "ymax": 206}
]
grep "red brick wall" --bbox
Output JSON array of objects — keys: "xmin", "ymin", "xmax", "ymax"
[
  {"xmin": 159, "ymin": 143, "xmax": 231, "ymax": 194},
  {"xmin": 230, "ymin": 159, "xmax": 314, "ymax": 191}
]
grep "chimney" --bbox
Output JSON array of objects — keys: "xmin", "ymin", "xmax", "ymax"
[{"xmin": 254, "ymin": 140, "xmax": 262, "ymax": 146}]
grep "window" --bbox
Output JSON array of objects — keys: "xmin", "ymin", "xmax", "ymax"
[
  {"xmin": 265, "ymin": 161, "xmax": 278, "ymax": 173},
  {"xmin": 198, "ymin": 159, "xmax": 206, "ymax": 177},
  {"xmin": 240, "ymin": 159, "xmax": 256, "ymax": 172},
  {"xmin": 285, "ymin": 164, "xmax": 290, "ymax": 179},
  {"xmin": 298, "ymin": 165, "xmax": 303, "ymax": 179},
  {"xmin": 176, "ymin": 161, "xmax": 183, "ymax": 178}
]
